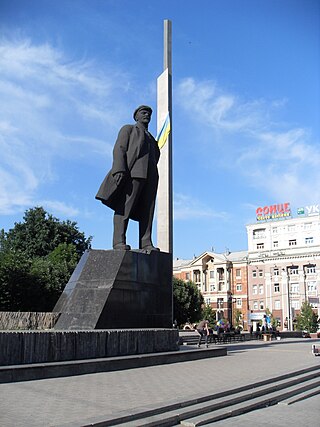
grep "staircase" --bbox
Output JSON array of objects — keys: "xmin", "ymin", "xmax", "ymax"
[{"xmin": 97, "ymin": 365, "xmax": 320, "ymax": 426}]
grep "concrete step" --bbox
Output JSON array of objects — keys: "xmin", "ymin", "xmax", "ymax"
[
  {"xmin": 278, "ymin": 384, "xmax": 320, "ymax": 406},
  {"xmin": 0, "ymin": 346, "xmax": 227, "ymax": 384},
  {"xmin": 95, "ymin": 365, "xmax": 320, "ymax": 427},
  {"xmin": 133, "ymin": 376, "xmax": 320, "ymax": 427},
  {"xmin": 180, "ymin": 377, "xmax": 320, "ymax": 426}
]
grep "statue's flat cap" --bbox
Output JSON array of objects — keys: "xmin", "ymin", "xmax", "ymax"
[{"xmin": 133, "ymin": 105, "xmax": 152, "ymax": 120}]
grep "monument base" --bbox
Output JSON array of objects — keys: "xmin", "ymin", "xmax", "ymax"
[
  {"xmin": 53, "ymin": 249, "xmax": 173, "ymax": 330},
  {"xmin": 0, "ymin": 329, "xmax": 179, "ymax": 365}
]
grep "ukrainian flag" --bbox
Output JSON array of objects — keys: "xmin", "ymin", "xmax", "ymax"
[{"xmin": 157, "ymin": 113, "xmax": 171, "ymax": 149}]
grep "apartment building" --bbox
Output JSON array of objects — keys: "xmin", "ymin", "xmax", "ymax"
[
  {"xmin": 174, "ymin": 202, "xmax": 320, "ymax": 331},
  {"xmin": 173, "ymin": 250, "xmax": 249, "ymax": 329},
  {"xmin": 246, "ymin": 203, "xmax": 320, "ymax": 330}
]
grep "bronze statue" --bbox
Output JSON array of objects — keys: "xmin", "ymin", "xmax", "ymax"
[{"xmin": 96, "ymin": 105, "xmax": 160, "ymax": 251}]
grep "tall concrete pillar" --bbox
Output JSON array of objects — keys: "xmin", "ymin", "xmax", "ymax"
[{"xmin": 157, "ymin": 19, "xmax": 173, "ymax": 254}]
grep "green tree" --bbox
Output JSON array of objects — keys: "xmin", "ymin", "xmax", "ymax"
[
  {"xmin": 1, "ymin": 206, "xmax": 90, "ymax": 258},
  {"xmin": 296, "ymin": 301, "xmax": 318, "ymax": 333},
  {"xmin": 0, "ymin": 207, "xmax": 91, "ymax": 311},
  {"xmin": 173, "ymin": 277, "xmax": 204, "ymax": 326},
  {"xmin": 201, "ymin": 304, "xmax": 216, "ymax": 326},
  {"xmin": 234, "ymin": 309, "xmax": 243, "ymax": 329}
]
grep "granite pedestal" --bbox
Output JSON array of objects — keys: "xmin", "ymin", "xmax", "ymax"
[{"xmin": 53, "ymin": 249, "xmax": 172, "ymax": 330}]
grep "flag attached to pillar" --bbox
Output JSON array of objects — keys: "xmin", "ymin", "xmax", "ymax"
[{"xmin": 157, "ymin": 113, "xmax": 171, "ymax": 149}]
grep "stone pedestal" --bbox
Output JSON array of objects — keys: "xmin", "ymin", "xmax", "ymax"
[{"xmin": 53, "ymin": 249, "xmax": 172, "ymax": 330}]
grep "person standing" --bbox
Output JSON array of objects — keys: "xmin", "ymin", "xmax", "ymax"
[
  {"xmin": 196, "ymin": 319, "xmax": 210, "ymax": 348},
  {"xmin": 96, "ymin": 105, "xmax": 160, "ymax": 251}
]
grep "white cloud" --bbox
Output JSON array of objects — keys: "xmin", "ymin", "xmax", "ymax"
[
  {"xmin": 176, "ymin": 77, "xmax": 264, "ymax": 132},
  {"xmin": 38, "ymin": 200, "xmax": 79, "ymax": 217},
  {"xmin": 176, "ymin": 77, "xmax": 320, "ymax": 206},
  {"xmin": 174, "ymin": 193, "xmax": 227, "ymax": 221},
  {"xmin": 0, "ymin": 38, "xmax": 130, "ymax": 216}
]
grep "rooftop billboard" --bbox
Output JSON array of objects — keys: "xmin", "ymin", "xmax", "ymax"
[{"xmin": 256, "ymin": 203, "xmax": 291, "ymax": 221}]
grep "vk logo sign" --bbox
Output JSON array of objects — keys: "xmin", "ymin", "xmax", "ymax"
[{"xmin": 306, "ymin": 205, "xmax": 319, "ymax": 215}]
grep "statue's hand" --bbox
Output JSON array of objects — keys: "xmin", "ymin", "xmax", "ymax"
[{"xmin": 113, "ymin": 172, "xmax": 125, "ymax": 186}]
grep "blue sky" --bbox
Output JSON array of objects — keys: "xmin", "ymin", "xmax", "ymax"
[{"xmin": 1, "ymin": 0, "xmax": 319, "ymax": 259}]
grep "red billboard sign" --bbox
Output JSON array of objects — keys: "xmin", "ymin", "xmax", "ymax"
[{"xmin": 256, "ymin": 203, "xmax": 291, "ymax": 221}]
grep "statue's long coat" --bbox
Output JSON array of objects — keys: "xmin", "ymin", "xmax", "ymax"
[{"xmin": 95, "ymin": 123, "xmax": 160, "ymax": 221}]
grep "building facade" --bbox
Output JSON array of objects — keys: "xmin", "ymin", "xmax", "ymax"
[
  {"xmin": 173, "ymin": 250, "xmax": 249, "ymax": 329},
  {"xmin": 246, "ymin": 206, "xmax": 320, "ymax": 330},
  {"xmin": 173, "ymin": 203, "xmax": 320, "ymax": 331}
]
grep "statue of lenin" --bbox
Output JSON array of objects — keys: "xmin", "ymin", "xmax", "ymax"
[{"xmin": 96, "ymin": 105, "xmax": 160, "ymax": 252}]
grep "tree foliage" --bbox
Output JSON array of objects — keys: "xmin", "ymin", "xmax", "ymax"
[
  {"xmin": 201, "ymin": 304, "xmax": 216, "ymax": 326},
  {"xmin": 173, "ymin": 277, "xmax": 204, "ymax": 326},
  {"xmin": 296, "ymin": 301, "xmax": 318, "ymax": 333},
  {"xmin": 234, "ymin": 309, "xmax": 243, "ymax": 329},
  {"xmin": 0, "ymin": 207, "xmax": 91, "ymax": 311},
  {"xmin": 1, "ymin": 207, "xmax": 90, "ymax": 258}
]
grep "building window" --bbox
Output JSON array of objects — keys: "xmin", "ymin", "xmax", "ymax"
[
  {"xmin": 274, "ymin": 300, "xmax": 281, "ymax": 310},
  {"xmin": 259, "ymin": 301, "xmax": 264, "ymax": 310},
  {"xmin": 307, "ymin": 281, "xmax": 317, "ymax": 292},
  {"xmin": 291, "ymin": 300, "xmax": 300, "ymax": 309},
  {"xmin": 290, "ymin": 283, "xmax": 299, "ymax": 294},
  {"xmin": 289, "ymin": 266, "xmax": 299, "ymax": 275},
  {"xmin": 217, "ymin": 298, "xmax": 224, "ymax": 309},
  {"xmin": 209, "ymin": 271, "xmax": 214, "ymax": 279},
  {"xmin": 305, "ymin": 265, "xmax": 316, "ymax": 274},
  {"xmin": 210, "ymin": 284, "xmax": 215, "ymax": 292},
  {"xmin": 274, "ymin": 283, "xmax": 280, "ymax": 293},
  {"xmin": 257, "ymin": 243, "xmax": 264, "ymax": 250},
  {"xmin": 309, "ymin": 298, "xmax": 318, "ymax": 308},
  {"xmin": 218, "ymin": 281, "xmax": 224, "ymax": 291},
  {"xmin": 273, "ymin": 241, "xmax": 279, "ymax": 248},
  {"xmin": 252, "ymin": 270, "xmax": 257, "ymax": 278},
  {"xmin": 205, "ymin": 298, "xmax": 211, "ymax": 305},
  {"xmin": 186, "ymin": 272, "xmax": 190, "ymax": 280},
  {"xmin": 193, "ymin": 270, "xmax": 201, "ymax": 282},
  {"xmin": 253, "ymin": 228, "xmax": 266, "ymax": 239},
  {"xmin": 272, "ymin": 227, "xmax": 278, "ymax": 234},
  {"xmin": 217, "ymin": 268, "xmax": 225, "ymax": 280},
  {"xmin": 259, "ymin": 270, "xmax": 263, "ymax": 277},
  {"xmin": 259, "ymin": 285, "xmax": 264, "ymax": 294},
  {"xmin": 289, "ymin": 239, "xmax": 297, "ymax": 246},
  {"xmin": 273, "ymin": 268, "xmax": 279, "ymax": 276},
  {"xmin": 305, "ymin": 237, "xmax": 313, "ymax": 245},
  {"xmin": 288, "ymin": 225, "xmax": 296, "ymax": 232},
  {"xmin": 236, "ymin": 284, "xmax": 242, "ymax": 292},
  {"xmin": 253, "ymin": 285, "xmax": 258, "ymax": 295},
  {"xmin": 236, "ymin": 298, "xmax": 242, "ymax": 308},
  {"xmin": 253, "ymin": 301, "xmax": 258, "ymax": 310},
  {"xmin": 236, "ymin": 269, "xmax": 241, "ymax": 278},
  {"xmin": 304, "ymin": 222, "xmax": 312, "ymax": 230}
]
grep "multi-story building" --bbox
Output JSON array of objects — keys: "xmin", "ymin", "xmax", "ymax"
[
  {"xmin": 174, "ymin": 202, "xmax": 320, "ymax": 332},
  {"xmin": 246, "ymin": 203, "xmax": 320, "ymax": 330},
  {"xmin": 173, "ymin": 250, "xmax": 249, "ymax": 329}
]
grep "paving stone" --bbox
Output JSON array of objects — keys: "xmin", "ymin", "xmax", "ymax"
[{"xmin": 0, "ymin": 338, "xmax": 319, "ymax": 427}]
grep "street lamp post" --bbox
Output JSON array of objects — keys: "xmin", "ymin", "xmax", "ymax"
[
  {"xmin": 228, "ymin": 293, "xmax": 237, "ymax": 328},
  {"xmin": 286, "ymin": 268, "xmax": 292, "ymax": 331}
]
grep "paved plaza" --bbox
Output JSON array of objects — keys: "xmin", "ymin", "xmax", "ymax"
[{"xmin": 0, "ymin": 338, "xmax": 319, "ymax": 426}]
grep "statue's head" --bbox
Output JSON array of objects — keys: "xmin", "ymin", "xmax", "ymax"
[{"xmin": 133, "ymin": 105, "xmax": 152, "ymax": 123}]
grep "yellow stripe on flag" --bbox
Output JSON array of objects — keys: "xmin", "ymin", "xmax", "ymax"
[{"xmin": 157, "ymin": 113, "xmax": 171, "ymax": 149}]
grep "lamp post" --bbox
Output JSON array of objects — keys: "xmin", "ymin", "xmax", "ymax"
[
  {"xmin": 228, "ymin": 293, "xmax": 237, "ymax": 328},
  {"xmin": 286, "ymin": 267, "xmax": 292, "ymax": 331}
]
